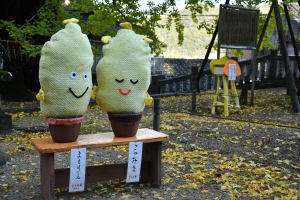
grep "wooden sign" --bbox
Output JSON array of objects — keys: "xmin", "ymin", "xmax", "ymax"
[
  {"xmin": 223, "ymin": 60, "xmax": 241, "ymax": 79},
  {"xmin": 218, "ymin": 4, "xmax": 259, "ymax": 49}
]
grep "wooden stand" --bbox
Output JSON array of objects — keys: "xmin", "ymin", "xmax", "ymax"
[
  {"xmin": 31, "ymin": 128, "xmax": 169, "ymax": 200},
  {"xmin": 211, "ymin": 75, "xmax": 240, "ymax": 117},
  {"xmin": 210, "ymin": 58, "xmax": 241, "ymax": 117}
]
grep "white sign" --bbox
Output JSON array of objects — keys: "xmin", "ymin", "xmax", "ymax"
[
  {"xmin": 69, "ymin": 148, "xmax": 86, "ymax": 192},
  {"xmin": 126, "ymin": 141, "xmax": 143, "ymax": 183},
  {"xmin": 228, "ymin": 63, "xmax": 237, "ymax": 80}
]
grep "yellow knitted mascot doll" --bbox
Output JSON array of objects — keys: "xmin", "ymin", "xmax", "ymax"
[
  {"xmin": 36, "ymin": 18, "xmax": 94, "ymax": 142},
  {"xmin": 37, "ymin": 18, "xmax": 93, "ymax": 118},
  {"xmin": 94, "ymin": 22, "xmax": 153, "ymax": 113},
  {"xmin": 93, "ymin": 22, "xmax": 153, "ymax": 137}
]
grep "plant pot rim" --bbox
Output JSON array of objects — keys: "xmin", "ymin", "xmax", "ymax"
[
  {"xmin": 108, "ymin": 112, "xmax": 142, "ymax": 137},
  {"xmin": 45, "ymin": 116, "xmax": 84, "ymax": 125}
]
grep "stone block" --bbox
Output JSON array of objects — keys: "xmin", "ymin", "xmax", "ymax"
[
  {"xmin": 0, "ymin": 151, "xmax": 10, "ymax": 166},
  {"xmin": 0, "ymin": 112, "xmax": 12, "ymax": 134}
]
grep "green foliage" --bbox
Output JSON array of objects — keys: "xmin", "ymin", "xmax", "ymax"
[
  {"xmin": 0, "ymin": 0, "xmax": 70, "ymax": 58},
  {"xmin": 0, "ymin": 71, "xmax": 11, "ymax": 76},
  {"xmin": 235, "ymin": 0, "xmax": 269, "ymax": 7},
  {"xmin": 258, "ymin": 7, "xmax": 277, "ymax": 52},
  {"xmin": 227, "ymin": 49, "xmax": 244, "ymax": 59}
]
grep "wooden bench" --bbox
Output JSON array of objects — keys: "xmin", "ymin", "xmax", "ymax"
[{"xmin": 31, "ymin": 128, "xmax": 169, "ymax": 200}]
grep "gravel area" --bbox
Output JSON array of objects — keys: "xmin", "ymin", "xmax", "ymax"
[{"xmin": 0, "ymin": 88, "xmax": 300, "ymax": 199}]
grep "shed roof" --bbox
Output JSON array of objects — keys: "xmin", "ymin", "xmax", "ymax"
[{"xmin": 163, "ymin": 58, "xmax": 211, "ymax": 76}]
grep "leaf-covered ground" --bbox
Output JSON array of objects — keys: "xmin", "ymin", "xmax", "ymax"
[{"xmin": 0, "ymin": 87, "xmax": 300, "ymax": 199}]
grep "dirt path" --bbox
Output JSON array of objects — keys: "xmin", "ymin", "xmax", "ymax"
[{"xmin": 0, "ymin": 88, "xmax": 300, "ymax": 199}]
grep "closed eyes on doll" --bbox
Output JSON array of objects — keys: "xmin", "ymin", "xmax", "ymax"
[
  {"xmin": 115, "ymin": 79, "xmax": 139, "ymax": 84},
  {"xmin": 115, "ymin": 79, "xmax": 124, "ymax": 83},
  {"xmin": 130, "ymin": 79, "xmax": 139, "ymax": 84}
]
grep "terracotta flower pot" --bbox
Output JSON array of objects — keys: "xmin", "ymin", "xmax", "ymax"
[
  {"xmin": 45, "ymin": 116, "xmax": 84, "ymax": 143},
  {"xmin": 107, "ymin": 113, "xmax": 142, "ymax": 137}
]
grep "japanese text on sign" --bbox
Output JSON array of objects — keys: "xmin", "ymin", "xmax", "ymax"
[
  {"xmin": 126, "ymin": 142, "xmax": 143, "ymax": 183},
  {"xmin": 69, "ymin": 148, "xmax": 86, "ymax": 192},
  {"xmin": 228, "ymin": 63, "xmax": 236, "ymax": 80}
]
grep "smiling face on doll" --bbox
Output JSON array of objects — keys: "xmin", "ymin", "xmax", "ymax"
[{"xmin": 96, "ymin": 28, "xmax": 151, "ymax": 114}]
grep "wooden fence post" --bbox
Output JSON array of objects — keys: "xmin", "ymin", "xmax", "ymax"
[
  {"xmin": 268, "ymin": 49, "xmax": 278, "ymax": 79},
  {"xmin": 191, "ymin": 66, "xmax": 198, "ymax": 113},
  {"xmin": 150, "ymin": 75, "xmax": 161, "ymax": 94},
  {"xmin": 153, "ymin": 98, "xmax": 161, "ymax": 131},
  {"xmin": 190, "ymin": 66, "xmax": 198, "ymax": 91},
  {"xmin": 191, "ymin": 90, "xmax": 197, "ymax": 113}
]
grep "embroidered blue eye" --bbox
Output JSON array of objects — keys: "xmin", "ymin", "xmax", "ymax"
[
  {"xmin": 70, "ymin": 72, "xmax": 77, "ymax": 79},
  {"xmin": 83, "ymin": 73, "xmax": 88, "ymax": 80}
]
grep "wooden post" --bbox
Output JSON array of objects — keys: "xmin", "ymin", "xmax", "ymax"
[
  {"xmin": 40, "ymin": 153, "xmax": 55, "ymax": 200},
  {"xmin": 142, "ymin": 142, "xmax": 162, "ymax": 187},
  {"xmin": 0, "ymin": 51, "xmax": 3, "ymax": 111},
  {"xmin": 190, "ymin": 66, "xmax": 198, "ymax": 113},
  {"xmin": 153, "ymin": 98, "xmax": 161, "ymax": 131},
  {"xmin": 273, "ymin": 0, "xmax": 300, "ymax": 113},
  {"xmin": 192, "ymin": 90, "xmax": 197, "ymax": 113},
  {"xmin": 283, "ymin": 3, "xmax": 300, "ymax": 96},
  {"xmin": 268, "ymin": 49, "xmax": 277, "ymax": 79},
  {"xmin": 150, "ymin": 75, "xmax": 161, "ymax": 95},
  {"xmin": 283, "ymin": 4, "xmax": 300, "ymax": 71},
  {"xmin": 240, "ymin": 69, "xmax": 249, "ymax": 105},
  {"xmin": 190, "ymin": 66, "xmax": 198, "ymax": 91}
]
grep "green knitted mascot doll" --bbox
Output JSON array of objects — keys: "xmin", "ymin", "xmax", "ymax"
[
  {"xmin": 93, "ymin": 22, "xmax": 153, "ymax": 113},
  {"xmin": 36, "ymin": 18, "xmax": 94, "ymax": 142},
  {"xmin": 92, "ymin": 22, "xmax": 153, "ymax": 137},
  {"xmin": 36, "ymin": 18, "xmax": 93, "ymax": 118}
]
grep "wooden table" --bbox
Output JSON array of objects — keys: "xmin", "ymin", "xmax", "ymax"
[{"xmin": 31, "ymin": 128, "xmax": 169, "ymax": 200}]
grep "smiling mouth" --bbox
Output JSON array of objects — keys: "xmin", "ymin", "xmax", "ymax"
[
  {"xmin": 119, "ymin": 88, "xmax": 131, "ymax": 95},
  {"xmin": 69, "ymin": 87, "xmax": 89, "ymax": 98}
]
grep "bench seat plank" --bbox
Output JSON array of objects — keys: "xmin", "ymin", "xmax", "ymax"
[{"xmin": 31, "ymin": 128, "xmax": 169, "ymax": 153}]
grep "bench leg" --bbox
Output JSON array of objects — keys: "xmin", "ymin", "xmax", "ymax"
[
  {"xmin": 142, "ymin": 142, "xmax": 162, "ymax": 187},
  {"xmin": 212, "ymin": 76, "xmax": 221, "ymax": 115},
  {"xmin": 40, "ymin": 153, "xmax": 55, "ymax": 200},
  {"xmin": 222, "ymin": 76, "xmax": 229, "ymax": 117}
]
